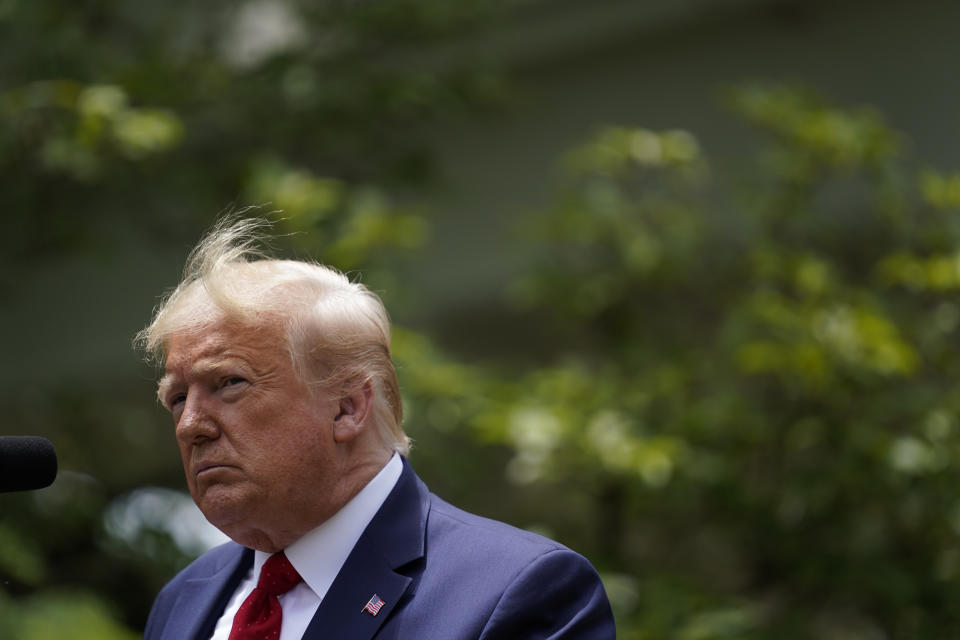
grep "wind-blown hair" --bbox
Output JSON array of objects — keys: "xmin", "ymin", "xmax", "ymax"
[{"xmin": 135, "ymin": 217, "xmax": 409, "ymax": 455}]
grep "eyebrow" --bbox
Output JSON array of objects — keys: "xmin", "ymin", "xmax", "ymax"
[
  {"xmin": 156, "ymin": 375, "xmax": 175, "ymax": 405},
  {"xmin": 156, "ymin": 357, "xmax": 251, "ymax": 404}
]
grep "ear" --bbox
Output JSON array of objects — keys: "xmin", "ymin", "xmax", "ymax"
[{"xmin": 332, "ymin": 380, "xmax": 374, "ymax": 443}]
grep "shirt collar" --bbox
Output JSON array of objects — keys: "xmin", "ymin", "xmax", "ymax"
[{"xmin": 252, "ymin": 452, "xmax": 403, "ymax": 601}]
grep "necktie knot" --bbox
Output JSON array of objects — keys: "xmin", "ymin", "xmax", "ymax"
[
  {"xmin": 258, "ymin": 552, "xmax": 301, "ymax": 597},
  {"xmin": 228, "ymin": 552, "xmax": 302, "ymax": 640}
]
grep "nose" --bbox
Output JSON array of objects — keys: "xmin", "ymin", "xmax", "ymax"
[{"xmin": 175, "ymin": 390, "xmax": 220, "ymax": 445}]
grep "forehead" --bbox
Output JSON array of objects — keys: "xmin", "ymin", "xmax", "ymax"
[{"xmin": 163, "ymin": 320, "xmax": 286, "ymax": 378}]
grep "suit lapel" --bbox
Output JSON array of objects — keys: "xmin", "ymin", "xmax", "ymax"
[
  {"xmin": 162, "ymin": 546, "xmax": 252, "ymax": 640},
  {"xmin": 302, "ymin": 458, "xmax": 429, "ymax": 640}
]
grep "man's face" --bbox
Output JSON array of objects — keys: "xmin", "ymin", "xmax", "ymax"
[{"xmin": 159, "ymin": 318, "xmax": 346, "ymax": 551}]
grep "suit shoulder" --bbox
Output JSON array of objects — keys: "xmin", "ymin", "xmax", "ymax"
[
  {"xmin": 426, "ymin": 492, "xmax": 571, "ymax": 560},
  {"xmin": 422, "ymin": 495, "xmax": 615, "ymax": 638},
  {"xmin": 393, "ymin": 490, "xmax": 614, "ymax": 638}
]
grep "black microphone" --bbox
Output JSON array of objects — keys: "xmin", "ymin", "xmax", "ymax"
[{"xmin": 0, "ymin": 436, "xmax": 58, "ymax": 492}]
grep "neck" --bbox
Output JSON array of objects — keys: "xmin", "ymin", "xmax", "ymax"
[{"xmin": 235, "ymin": 450, "xmax": 393, "ymax": 552}]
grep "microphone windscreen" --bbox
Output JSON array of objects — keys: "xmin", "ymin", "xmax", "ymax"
[{"xmin": 0, "ymin": 436, "xmax": 58, "ymax": 493}]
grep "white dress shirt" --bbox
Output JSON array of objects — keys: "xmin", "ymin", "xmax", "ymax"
[{"xmin": 208, "ymin": 453, "xmax": 403, "ymax": 640}]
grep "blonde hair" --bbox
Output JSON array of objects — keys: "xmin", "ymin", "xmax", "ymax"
[{"xmin": 135, "ymin": 217, "xmax": 409, "ymax": 455}]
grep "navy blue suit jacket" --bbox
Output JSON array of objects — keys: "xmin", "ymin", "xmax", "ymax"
[{"xmin": 144, "ymin": 459, "xmax": 615, "ymax": 639}]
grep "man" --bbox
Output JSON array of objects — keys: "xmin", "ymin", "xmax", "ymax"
[{"xmin": 138, "ymin": 218, "xmax": 616, "ymax": 639}]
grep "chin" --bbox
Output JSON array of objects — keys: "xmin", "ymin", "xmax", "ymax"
[{"xmin": 196, "ymin": 489, "xmax": 253, "ymax": 531}]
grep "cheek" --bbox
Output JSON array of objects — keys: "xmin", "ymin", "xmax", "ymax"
[
  {"xmin": 177, "ymin": 446, "xmax": 197, "ymax": 492},
  {"xmin": 269, "ymin": 422, "xmax": 333, "ymax": 471},
  {"xmin": 176, "ymin": 441, "xmax": 191, "ymax": 467}
]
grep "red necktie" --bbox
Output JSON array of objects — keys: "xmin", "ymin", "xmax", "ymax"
[{"xmin": 228, "ymin": 552, "xmax": 302, "ymax": 640}]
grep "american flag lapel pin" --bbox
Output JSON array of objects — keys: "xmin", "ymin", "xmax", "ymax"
[{"xmin": 362, "ymin": 593, "xmax": 385, "ymax": 616}]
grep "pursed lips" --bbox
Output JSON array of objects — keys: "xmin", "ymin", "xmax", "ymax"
[{"xmin": 194, "ymin": 461, "xmax": 236, "ymax": 477}]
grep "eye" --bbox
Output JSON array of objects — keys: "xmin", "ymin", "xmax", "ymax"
[
  {"xmin": 218, "ymin": 376, "xmax": 250, "ymax": 397},
  {"xmin": 167, "ymin": 392, "xmax": 187, "ymax": 413},
  {"xmin": 221, "ymin": 376, "xmax": 247, "ymax": 388}
]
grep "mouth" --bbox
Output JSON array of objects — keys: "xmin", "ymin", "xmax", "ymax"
[{"xmin": 195, "ymin": 462, "xmax": 234, "ymax": 478}]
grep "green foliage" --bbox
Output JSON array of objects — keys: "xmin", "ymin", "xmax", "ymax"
[
  {"xmin": 393, "ymin": 86, "xmax": 960, "ymax": 637},
  {"xmin": 0, "ymin": 523, "xmax": 47, "ymax": 586},
  {"xmin": 0, "ymin": 0, "xmax": 507, "ymax": 271},
  {"xmin": 5, "ymin": 1, "xmax": 960, "ymax": 637},
  {"xmin": 1, "ymin": 81, "xmax": 183, "ymax": 180},
  {"xmin": 0, "ymin": 590, "xmax": 139, "ymax": 640},
  {"xmin": 0, "ymin": 0, "xmax": 509, "ymax": 634}
]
